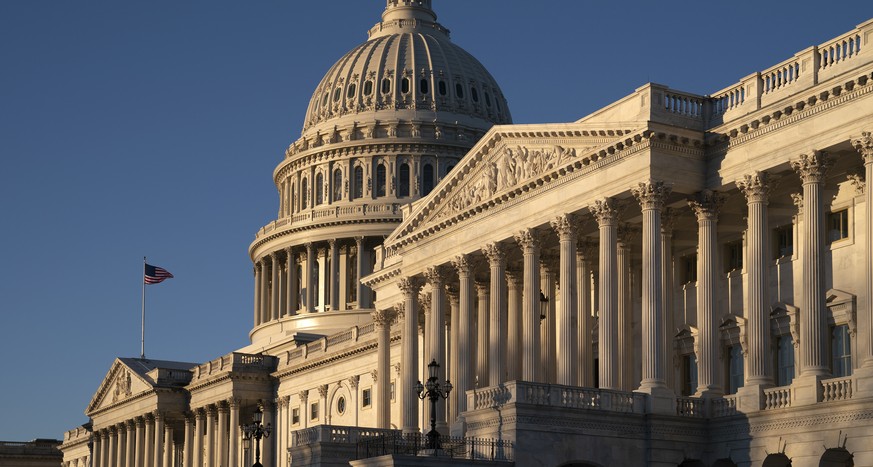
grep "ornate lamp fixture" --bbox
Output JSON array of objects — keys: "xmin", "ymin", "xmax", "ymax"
[
  {"xmin": 415, "ymin": 359, "xmax": 453, "ymax": 450},
  {"xmin": 241, "ymin": 408, "xmax": 271, "ymax": 467}
]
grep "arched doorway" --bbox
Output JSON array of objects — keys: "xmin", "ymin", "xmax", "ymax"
[
  {"xmin": 763, "ymin": 453, "xmax": 792, "ymax": 467},
  {"xmin": 820, "ymin": 448, "xmax": 853, "ymax": 467}
]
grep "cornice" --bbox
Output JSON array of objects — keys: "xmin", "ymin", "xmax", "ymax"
[
  {"xmin": 250, "ymin": 216, "xmax": 401, "ymax": 256},
  {"xmin": 274, "ymin": 332, "xmax": 401, "ymax": 380},
  {"xmin": 362, "ymin": 262, "xmax": 402, "ymax": 287}
]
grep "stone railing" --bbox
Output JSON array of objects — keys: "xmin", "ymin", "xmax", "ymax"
[
  {"xmin": 257, "ymin": 202, "xmax": 402, "ymax": 239},
  {"xmin": 0, "ymin": 440, "xmax": 62, "ymax": 456},
  {"xmin": 821, "ymin": 376, "xmax": 854, "ymax": 402},
  {"xmin": 290, "ymin": 425, "xmax": 399, "ymax": 447},
  {"xmin": 711, "ymin": 396, "xmax": 738, "ymax": 418},
  {"xmin": 676, "ymin": 397, "xmax": 706, "ymax": 418},
  {"xmin": 764, "ymin": 386, "xmax": 792, "ymax": 409},
  {"xmin": 192, "ymin": 352, "xmax": 278, "ymax": 380},
  {"xmin": 283, "ymin": 323, "xmax": 380, "ymax": 367},
  {"xmin": 468, "ymin": 381, "xmax": 645, "ymax": 414}
]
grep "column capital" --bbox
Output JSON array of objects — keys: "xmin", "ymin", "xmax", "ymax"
[
  {"xmin": 446, "ymin": 285, "xmax": 460, "ymax": 304},
  {"xmin": 591, "ymin": 197, "xmax": 623, "ymax": 226},
  {"xmin": 216, "ymin": 400, "xmax": 229, "ymax": 412},
  {"xmin": 424, "ymin": 265, "xmax": 448, "ymax": 286},
  {"xmin": 514, "ymin": 228, "xmax": 542, "ymax": 251},
  {"xmin": 451, "ymin": 254, "xmax": 473, "ymax": 276},
  {"xmin": 258, "ymin": 399, "xmax": 275, "ymax": 411},
  {"xmin": 298, "ymin": 390, "xmax": 309, "ymax": 403},
  {"xmin": 631, "ymin": 180, "xmax": 672, "ymax": 210},
  {"xmin": 418, "ymin": 292, "xmax": 432, "ymax": 314},
  {"xmin": 372, "ymin": 308, "xmax": 399, "ymax": 326},
  {"xmin": 791, "ymin": 150, "xmax": 832, "ymax": 184},
  {"xmin": 228, "ymin": 397, "xmax": 241, "ymax": 409},
  {"xmin": 482, "ymin": 242, "xmax": 507, "ymax": 265},
  {"xmin": 737, "ymin": 171, "xmax": 771, "ymax": 203},
  {"xmin": 135, "ymin": 415, "xmax": 146, "ymax": 426},
  {"xmin": 474, "ymin": 281, "xmax": 489, "ymax": 294},
  {"xmin": 317, "ymin": 384, "xmax": 329, "ymax": 399},
  {"xmin": 851, "ymin": 131, "xmax": 873, "ymax": 162},
  {"xmin": 505, "ymin": 269, "xmax": 523, "ymax": 287},
  {"xmin": 550, "ymin": 213, "xmax": 579, "ymax": 240},
  {"xmin": 269, "ymin": 251, "xmax": 279, "ymax": 260},
  {"xmin": 688, "ymin": 190, "xmax": 724, "ymax": 220},
  {"xmin": 328, "ymin": 238, "xmax": 337, "ymax": 248},
  {"xmin": 661, "ymin": 207, "xmax": 679, "ymax": 235},
  {"xmin": 397, "ymin": 276, "xmax": 423, "ymax": 296}
]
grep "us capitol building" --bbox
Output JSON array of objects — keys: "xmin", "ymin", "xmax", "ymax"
[{"xmin": 60, "ymin": 2, "xmax": 873, "ymax": 466}]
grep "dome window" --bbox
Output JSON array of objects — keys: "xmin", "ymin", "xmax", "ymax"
[
  {"xmin": 419, "ymin": 78, "xmax": 429, "ymax": 94},
  {"xmin": 485, "ymin": 91, "xmax": 492, "ymax": 107},
  {"xmin": 322, "ymin": 92, "xmax": 329, "ymax": 106},
  {"xmin": 376, "ymin": 164, "xmax": 387, "ymax": 197},
  {"xmin": 401, "ymin": 77, "xmax": 410, "ymax": 94},
  {"xmin": 471, "ymin": 87, "xmax": 479, "ymax": 103},
  {"xmin": 347, "ymin": 83, "xmax": 356, "ymax": 99},
  {"xmin": 363, "ymin": 80, "xmax": 373, "ymax": 96},
  {"xmin": 438, "ymin": 80, "xmax": 447, "ymax": 96},
  {"xmin": 332, "ymin": 169, "xmax": 342, "ymax": 201},
  {"xmin": 455, "ymin": 83, "xmax": 464, "ymax": 99},
  {"xmin": 315, "ymin": 173, "xmax": 324, "ymax": 206},
  {"xmin": 381, "ymin": 78, "xmax": 391, "ymax": 94},
  {"xmin": 422, "ymin": 163, "xmax": 435, "ymax": 195},
  {"xmin": 333, "ymin": 88, "xmax": 343, "ymax": 103},
  {"xmin": 353, "ymin": 166, "xmax": 364, "ymax": 199},
  {"xmin": 301, "ymin": 178, "xmax": 309, "ymax": 209},
  {"xmin": 399, "ymin": 163, "xmax": 410, "ymax": 198}
]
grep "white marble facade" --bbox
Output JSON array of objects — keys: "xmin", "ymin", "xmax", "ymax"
[{"xmin": 62, "ymin": 2, "xmax": 873, "ymax": 466}]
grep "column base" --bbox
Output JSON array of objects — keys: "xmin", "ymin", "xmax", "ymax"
[
  {"xmin": 693, "ymin": 386, "xmax": 724, "ymax": 399},
  {"xmin": 852, "ymin": 366, "xmax": 873, "ymax": 397},
  {"xmin": 793, "ymin": 373, "xmax": 824, "ymax": 406},
  {"xmin": 634, "ymin": 386, "xmax": 676, "ymax": 414},
  {"xmin": 735, "ymin": 384, "xmax": 770, "ymax": 413}
]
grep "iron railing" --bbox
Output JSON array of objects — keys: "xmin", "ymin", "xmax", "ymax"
[{"xmin": 355, "ymin": 432, "xmax": 513, "ymax": 462}]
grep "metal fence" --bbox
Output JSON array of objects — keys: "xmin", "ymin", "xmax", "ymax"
[{"xmin": 356, "ymin": 432, "xmax": 513, "ymax": 462}]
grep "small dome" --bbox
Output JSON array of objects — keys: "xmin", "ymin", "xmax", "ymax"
[{"xmin": 301, "ymin": 0, "xmax": 511, "ymax": 137}]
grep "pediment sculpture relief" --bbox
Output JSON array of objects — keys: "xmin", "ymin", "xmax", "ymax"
[{"xmin": 111, "ymin": 370, "xmax": 132, "ymax": 403}]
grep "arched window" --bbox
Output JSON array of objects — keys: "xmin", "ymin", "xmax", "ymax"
[
  {"xmin": 332, "ymin": 169, "xmax": 342, "ymax": 202},
  {"xmin": 401, "ymin": 78, "xmax": 410, "ymax": 94},
  {"xmin": 381, "ymin": 78, "xmax": 391, "ymax": 94},
  {"xmin": 301, "ymin": 178, "xmax": 309, "ymax": 209},
  {"xmin": 398, "ymin": 163, "xmax": 410, "ymax": 198},
  {"xmin": 471, "ymin": 86, "xmax": 479, "ymax": 102},
  {"xmin": 333, "ymin": 87, "xmax": 342, "ymax": 102},
  {"xmin": 353, "ymin": 166, "xmax": 364, "ymax": 199},
  {"xmin": 376, "ymin": 164, "xmax": 387, "ymax": 197},
  {"xmin": 455, "ymin": 83, "xmax": 464, "ymax": 99},
  {"xmin": 347, "ymin": 83, "xmax": 356, "ymax": 99},
  {"xmin": 363, "ymin": 80, "xmax": 373, "ymax": 96},
  {"xmin": 422, "ymin": 163, "xmax": 435, "ymax": 195},
  {"xmin": 315, "ymin": 173, "xmax": 324, "ymax": 205}
]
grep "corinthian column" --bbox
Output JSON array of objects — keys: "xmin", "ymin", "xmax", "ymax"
[
  {"xmin": 616, "ymin": 225, "xmax": 636, "ymax": 391},
  {"xmin": 474, "ymin": 280, "xmax": 490, "ymax": 387},
  {"xmin": 261, "ymin": 259, "xmax": 271, "ymax": 324},
  {"xmin": 228, "ymin": 399, "xmax": 240, "ymax": 467},
  {"xmin": 183, "ymin": 415, "xmax": 193, "ymax": 467},
  {"xmin": 451, "ymin": 255, "xmax": 474, "ymax": 433},
  {"xmin": 134, "ymin": 417, "xmax": 145, "ymax": 467},
  {"xmin": 192, "ymin": 409, "xmax": 203, "ymax": 467},
  {"xmin": 205, "ymin": 406, "xmax": 215, "ymax": 467},
  {"xmin": 253, "ymin": 263, "xmax": 262, "ymax": 327},
  {"xmin": 737, "ymin": 172, "xmax": 773, "ymax": 387},
  {"xmin": 852, "ymin": 132, "xmax": 873, "ymax": 370},
  {"xmin": 661, "ymin": 208, "xmax": 678, "ymax": 390},
  {"xmin": 286, "ymin": 247, "xmax": 298, "ymax": 315},
  {"xmin": 107, "ymin": 428, "xmax": 116, "ymax": 467},
  {"xmin": 373, "ymin": 307, "xmax": 398, "ymax": 428},
  {"xmin": 689, "ymin": 190, "xmax": 725, "ymax": 397},
  {"xmin": 305, "ymin": 242, "xmax": 316, "ymax": 313},
  {"xmin": 143, "ymin": 415, "xmax": 154, "ymax": 467},
  {"xmin": 592, "ymin": 199, "xmax": 620, "ymax": 389},
  {"xmin": 505, "ymin": 270, "xmax": 523, "ymax": 382},
  {"xmin": 217, "ymin": 402, "xmax": 228, "ymax": 467},
  {"xmin": 514, "ymin": 229, "xmax": 541, "ymax": 382},
  {"xmin": 483, "ymin": 243, "xmax": 507, "ymax": 386},
  {"xmin": 126, "ymin": 420, "xmax": 135, "ymax": 467},
  {"xmin": 577, "ymin": 240, "xmax": 596, "ymax": 387},
  {"xmin": 425, "ymin": 266, "xmax": 448, "ymax": 430},
  {"xmin": 551, "ymin": 214, "xmax": 579, "ymax": 386},
  {"xmin": 399, "ymin": 276, "xmax": 423, "ymax": 433},
  {"xmin": 447, "ymin": 287, "xmax": 460, "ymax": 424},
  {"xmin": 270, "ymin": 252, "xmax": 280, "ymax": 320},
  {"xmin": 330, "ymin": 239, "xmax": 340, "ymax": 311}
]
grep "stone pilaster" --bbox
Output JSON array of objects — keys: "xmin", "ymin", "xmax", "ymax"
[
  {"xmin": 450, "ymin": 254, "xmax": 474, "ymax": 435},
  {"xmin": 551, "ymin": 214, "xmax": 579, "ymax": 386},
  {"xmin": 373, "ymin": 307, "xmax": 398, "ymax": 429},
  {"xmin": 399, "ymin": 276, "xmax": 423, "ymax": 433},
  {"xmin": 592, "ymin": 198, "xmax": 620, "ymax": 390},
  {"xmin": 483, "ymin": 243, "xmax": 508, "ymax": 386},
  {"xmin": 853, "ymin": 132, "xmax": 873, "ymax": 371},
  {"xmin": 689, "ymin": 190, "xmax": 725, "ymax": 397}
]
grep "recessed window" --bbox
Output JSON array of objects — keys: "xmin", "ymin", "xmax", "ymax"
[
  {"xmin": 390, "ymin": 381, "xmax": 396, "ymax": 401},
  {"xmin": 419, "ymin": 78, "xmax": 429, "ymax": 94},
  {"xmin": 398, "ymin": 163, "xmax": 410, "ymax": 198},
  {"xmin": 381, "ymin": 78, "xmax": 391, "ymax": 94},
  {"xmin": 832, "ymin": 324, "xmax": 852, "ymax": 377},
  {"xmin": 827, "ymin": 209, "xmax": 849, "ymax": 243},
  {"xmin": 363, "ymin": 80, "xmax": 373, "ymax": 96},
  {"xmin": 376, "ymin": 164, "xmax": 387, "ymax": 197},
  {"xmin": 401, "ymin": 77, "xmax": 410, "ymax": 94},
  {"xmin": 292, "ymin": 407, "xmax": 300, "ymax": 425},
  {"xmin": 455, "ymin": 83, "xmax": 464, "ymax": 99},
  {"xmin": 353, "ymin": 166, "xmax": 364, "ymax": 200},
  {"xmin": 347, "ymin": 83, "xmax": 356, "ymax": 99},
  {"xmin": 471, "ymin": 87, "xmax": 479, "ymax": 102},
  {"xmin": 485, "ymin": 91, "xmax": 492, "ymax": 107},
  {"xmin": 332, "ymin": 169, "xmax": 342, "ymax": 202},
  {"xmin": 315, "ymin": 173, "xmax": 324, "ymax": 206},
  {"xmin": 438, "ymin": 80, "xmax": 447, "ymax": 96},
  {"xmin": 774, "ymin": 225, "xmax": 793, "ymax": 258},
  {"xmin": 681, "ymin": 354, "xmax": 698, "ymax": 396},
  {"xmin": 333, "ymin": 87, "xmax": 342, "ymax": 102},
  {"xmin": 776, "ymin": 335, "xmax": 795, "ymax": 386},
  {"xmin": 337, "ymin": 396, "xmax": 346, "ymax": 414},
  {"xmin": 362, "ymin": 388, "xmax": 372, "ymax": 407},
  {"xmin": 725, "ymin": 240, "xmax": 743, "ymax": 272},
  {"xmin": 301, "ymin": 178, "xmax": 309, "ymax": 209},
  {"xmin": 322, "ymin": 92, "xmax": 329, "ymax": 106},
  {"xmin": 727, "ymin": 344, "xmax": 744, "ymax": 394},
  {"xmin": 422, "ymin": 163, "xmax": 435, "ymax": 195},
  {"xmin": 310, "ymin": 402, "xmax": 319, "ymax": 420},
  {"xmin": 682, "ymin": 254, "xmax": 697, "ymax": 284}
]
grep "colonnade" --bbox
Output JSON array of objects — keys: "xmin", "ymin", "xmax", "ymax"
[
  {"xmin": 253, "ymin": 237, "xmax": 375, "ymax": 327},
  {"xmin": 91, "ymin": 412, "xmax": 177, "ymax": 467}
]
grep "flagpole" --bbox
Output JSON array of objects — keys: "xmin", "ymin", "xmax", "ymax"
[{"xmin": 141, "ymin": 256, "xmax": 146, "ymax": 359}]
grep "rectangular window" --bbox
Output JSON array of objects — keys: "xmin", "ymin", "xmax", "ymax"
[
  {"xmin": 310, "ymin": 402, "xmax": 319, "ymax": 421},
  {"xmin": 362, "ymin": 388, "xmax": 372, "ymax": 407},
  {"xmin": 292, "ymin": 407, "xmax": 300, "ymax": 425},
  {"xmin": 776, "ymin": 335, "xmax": 795, "ymax": 386},
  {"xmin": 832, "ymin": 324, "xmax": 852, "ymax": 377},
  {"xmin": 390, "ymin": 381, "xmax": 396, "ymax": 401},
  {"xmin": 682, "ymin": 254, "xmax": 697, "ymax": 284},
  {"xmin": 725, "ymin": 240, "xmax": 743, "ymax": 272},
  {"xmin": 727, "ymin": 345, "xmax": 744, "ymax": 394},
  {"xmin": 774, "ymin": 225, "xmax": 793, "ymax": 258},
  {"xmin": 827, "ymin": 209, "xmax": 849, "ymax": 243},
  {"xmin": 681, "ymin": 354, "xmax": 698, "ymax": 396}
]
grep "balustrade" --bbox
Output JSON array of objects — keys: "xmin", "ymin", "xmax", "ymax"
[
  {"xmin": 763, "ymin": 386, "xmax": 792, "ymax": 409},
  {"xmin": 821, "ymin": 376, "xmax": 854, "ymax": 402}
]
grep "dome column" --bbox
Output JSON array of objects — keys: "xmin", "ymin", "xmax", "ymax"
[
  {"xmin": 330, "ymin": 240, "xmax": 340, "ymax": 311},
  {"xmin": 253, "ymin": 263, "xmax": 262, "ymax": 327},
  {"xmin": 356, "ymin": 237, "xmax": 373, "ymax": 309},
  {"xmin": 305, "ymin": 243, "xmax": 316, "ymax": 313},
  {"xmin": 286, "ymin": 247, "xmax": 298, "ymax": 315},
  {"xmin": 270, "ymin": 252, "xmax": 280, "ymax": 321}
]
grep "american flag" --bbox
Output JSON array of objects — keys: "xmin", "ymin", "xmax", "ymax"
[{"xmin": 144, "ymin": 263, "xmax": 174, "ymax": 284}]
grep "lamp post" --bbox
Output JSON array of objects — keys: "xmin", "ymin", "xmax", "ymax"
[
  {"xmin": 241, "ymin": 409, "xmax": 271, "ymax": 467},
  {"xmin": 415, "ymin": 359, "xmax": 453, "ymax": 450}
]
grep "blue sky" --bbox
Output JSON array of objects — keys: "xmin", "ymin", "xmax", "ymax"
[{"xmin": 0, "ymin": 0, "xmax": 869, "ymax": 441}]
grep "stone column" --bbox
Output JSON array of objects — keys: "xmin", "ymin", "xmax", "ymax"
[
  {"xmin": 183, "ymin": 415, "xmax": 193, "ymax": 467},
  {"xmin": 162, "ymin": 425, "xmax": 173, "ymax": 467},
  {"xmin": 260, "ymin": 400, "xmax": 275, "ymax": 467},
  {"xmin": 737, "ymin": 172, "xmax": 774, "ymax": 387},
  {"xmin": 305, "ymin": 243, "xmax": 316, "ymax": 313},
  {"xmin": 514, "ymin": 229, "xmax": 541, "ymax": 382},
  {"xmin": 617, "ymin": 226, "xmax": 636, "ymax": 391},
  {"xmin": 592, "ymin": 199, "xmax": 620, "ymax": 389},
  {"xmin": 253, "ymin": 262, "xmax": 261, "ymax": 326},
  {"xmin": 577, "ymin": 240, "xmax": 595, "ymax": 387},
  {"xmin": 116, "ymin": 425, "xmax": 126, "ymax": 467},
  {"xmin": 372, "ymin": 308, "xmax": 398, "ymax": 429},
  {"xmin": 425, "ymin": 266, "xmax": 448, "ymax": 429},
  {"xmin": 540, "ymin": 260, "xmax": 557, "ymax": 383},
  {"xmin": 143, "ymin": 415, "xmax": 154, "ymax": 467},
  {"xmin": 94, "ymin": 431, "xmax": 105, "ymax": 467},
  {"xmin": 689, "ymin": 190, "xmax": 725, "ymax": 397},
  {"xmin": 355, "ymin": 237, "xmax": 367, "ymax": 309},
  {"xmin": 286, "ymin": 247, "xmax": 298, "ymax": 315},
  {"xmin": 193, "ymin": 409, "xmax": 204, "ymax": 467},
  {"xmin": 450, "ymin": 255, "xmax": 474, "ymax": 434},
  {"xmin": 153, "ymin": 412, "xmax": 164, "ymax": 467},
  {"xmin": 134, "ymin": 417, "xmax": 144, "ymax": 467},
  {"xmin": 446, "ymin": 287, "xmax": 460, "ymax": 423},
  {"xmin": 551, "ymin": 214, "xmax": 579, "ymax": 386},
  {"xmin": 278, "ymin": 253, "xmax": 286, "ymax": 319},
  {"xmin": 399, "ymin": 276, "xmax": 423, "ymax": 433},
  {"xmin": 205, "ymin": 406, "xmax": 215, "ymax": 467},
  {"xmin": 853, "ymin": 133, "xmax": 873, "ymax": 371},
  {"xmin": 660, "ymin": 209, "xmax": 678, "ymax": 390},
  {"xmin": 229, "ymin": 399, "xmax": 239, "ymax": 467},
  {"xmin": 482, "ymin": 244, "xmax": 507, "ymax": 386},
  {"xmin": 475, "ymin": 280, "xmax": 490, "ymax": 387},
  {"xmin": 107, "ymin": 428, "xmax": 116, "ymax": 467},
  {"xmin": 217, "ymin": 402, "xmax": 228, "ymax": 467},
  {"xmin": 506, "ymin": 270, "xmax": 523, "ymax": 382},
  {"xmin": 270, "ymin": 253, "xmax": 280, "ymax": 321},
  {"xmin": 330, "ymin": 240, "xmax": 340, "ymax": 311},
  {"xmin": 262, "ymin": 259, "xmax": 272, "ymax": 324},
  {"xmin": 126, "ymin": 420, "xmax": 135, "ymax": 467}
]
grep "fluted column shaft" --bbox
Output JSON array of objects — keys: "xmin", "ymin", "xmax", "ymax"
[
  {"xmin": 205, "ymin": 407, "xmax": 215, "ymax": 467},
  {"xmin": 162, "ymin": 426, "xmax": 173, "ymax": 467},
  {"xmin": 229, "ymin": 400, "xmax": 239, "ymax": 467},
  {"xmin": 593, "ymin": 199, "xmax": 620, "ymax": 389},
  {"xmin": 116, "ymin": 426, "xmax": 126, "ymax": 467},
  {"xmin": 451, "ymin": 255, "xmax": 474, "ymax": 423},
  {"xmin": 373, "ymin": 309, "xmax": 396, "ymax": 428},
  {"xmin": 143, "ymin": 416, "xmax": 154, "ymax": 467},
  {"xmin": 515, "ymin": 229, "xmax": 541, "ymax": 382},
  {"xmin": 253, "ymin": 263, "xmax": 262, "ymax": 327},
  {"xmin": 552, "ymin": 215, "xmax": 579, "ymax": 386},
  {"xmin": 399, "ymin": 277, "xmax": 422, "ymax": 433},
  {"xmin": 616, "ymin": 230, "xmax": 632, "ymax": 390},
  {"xmin": 577, "ymin": 243, "xmax": 595, "ymax": 387},
  {"xmin": 134, "ymin": 418, "xmax": 144, "ymax": 467},
  {"xmin": 153, "ymin": 412, "xmax": 164, "ymax": 467},
  {"xmin": 690, "ymin": 191, "xmax": 724, "ymax": 396},
  {"xmin": 540, "ymin": 262, "xmax": 557, "ymax": 383},
  {"xmin": 305, "ymin": 243, "xmax": 316, "ymax": 312},
  {"xmin": 447, "ymin": 290, "xmax": 460, "ymax": 423},
  {"xmin": 738, "ymin": 173, "xmax": 774, "ymax": 385},
  {"xmin": 278, "ymin": 253, "xmax": 286, "ymax": 318},
  {"xmin": 475, "ymin": 281, "xmax": 489, "ymax": 386},
  {"xmin": 193, "ymin": 410, "xmax": 204, "ymax": 467},
  {"xmin": 330, "ymin": 240, "xmax": 340, "ymax": 311},
  {"xmin": 483, "ymin": 244, "xmax": 507, "ymax": 386},
  {"xmin": 425, "ymin": 267, "xmax": 448, "ymax": 428},
  {"xmin": 661, "ymin": 209, "xmax": 677, "ymax": 390},
  {"xmin": 261, "ymin": 401, "xmax": 274, "ymax": 467},
  {"xmin": 95, "ymin": 432, "xmax": 105, "ymax": 467},
  {"xmin": 126, "ymin": 421, "xmax": 135, "ymax": 467},
  {"xmin": 183, "ymin": 416, "xmax": 194, "ymax": 467},
  {"xmin": 506, "ymin": 271, "xmax": 523, "ymax": 381},
  {"xmin": 286, "ymin": 248, "xmax": 298, "ymax": 315},
  {"xmin": 854, "ymin": 133, "xmax": 873, "ymax": 367},
  {"xmin": 107, "ymin": 429, "xmax": 116, "ymax": 467},
  {"xmin": 217, "ymin": 403, "xmax": 228, "ymax": 467}
]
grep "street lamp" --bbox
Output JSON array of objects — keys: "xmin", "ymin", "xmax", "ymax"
[
  {"xmin": 539, "ymin": 291, "xmax": 549, "ymax": 321},
  {"xmin": 242, "ymin": 408, "xmax": 271, "ymax": 467},
  {"xmin": 415, "ymin": 359, "xmax": 453, "ymax": 450}
]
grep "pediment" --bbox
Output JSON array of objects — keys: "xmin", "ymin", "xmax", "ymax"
[
  {"xmin": 385, "ymin": 123, "xmax": 645, "ymax": 249},
  {"xmin": 86, "ymin": 359, "xmax": 155, "ymax": 414}
]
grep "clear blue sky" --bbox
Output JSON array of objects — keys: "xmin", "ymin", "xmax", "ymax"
[{"xmin": 0, "ymin": 0, "xmax": 868, "ymax": 441}]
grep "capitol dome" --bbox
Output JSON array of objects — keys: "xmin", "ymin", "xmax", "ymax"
[{"xmin": 301, "ymin": 0, "xmax": 511, "ymax": 137}]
